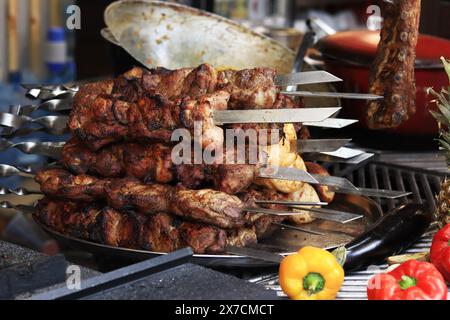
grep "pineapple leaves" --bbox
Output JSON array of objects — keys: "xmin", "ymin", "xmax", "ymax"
[
  {"xmin": 442, "ymin": 57, "xmax": 450, "ymax": 83},
  {"xmin": 430, "ymin": 110, "xmax": 447, "ymax": 124},
  {"xmin": 438, "ymin": 139, "xmax": 450, "ymax": 163},
  {"xmin": 428, "ymin": 87, "xmax": 450, "ymax": 109},
  {"xmin": 430, "ymin": 57, "xmax": 450, "ymax": 163},
  {"xmin": 441, "ymin": 130, "xmax": 450, "ymax": 144}
]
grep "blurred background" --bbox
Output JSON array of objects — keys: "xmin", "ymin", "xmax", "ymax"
[{"xmin": 0, "ymin": 0, "xmax": 448, "ymax": 86}]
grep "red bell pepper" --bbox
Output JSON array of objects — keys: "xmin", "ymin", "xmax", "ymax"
[
  {"xmin": 367, "ymin": 260, "xmax": 448, "ymax": 300},
  {"xmin": 430, "ymin": 224, "xmax": 450, "ymax": 282}
]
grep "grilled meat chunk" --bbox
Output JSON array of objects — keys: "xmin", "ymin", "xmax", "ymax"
[
  {"xmin": 367, "ymin": 0, "xmax": 421, "ymax": 129},
  {"xmin": 35, "ymin": 169, "xmax": 111, "ymax": 201},
  {"xmin": 116, "ymin": 64, "xmax": 278, "ymax": 109},
  {"xmin": 170, "ymin": 187, "xmax": 245, "ymax": 229},
  {"xmin": 178, "ymin": 222, "xmax": 227, "ymax": 254},
  {"xmin": 61, "ymin": 140, "xmax": 261, "ymax": 194},
  {"xmin": 62, "ymin": 138, "xmax": 176, "ymax": 183},
  {"xmin": 62, "ymin": 138, "xmax": 125, "ymax": 178},
  {"xmin": 71, "ymin": 80, "xmax": 114, "ymax": 122},
  {"xmin": 227, "ymin": 228, "xmax": 258, "ymax": 247},
  {"xmin": 69, "ymin": 88, "xmax": 229, "ymax": 151},
  {"xmin": 217, "ymin": 67, "xmax": 277, "ymax": 109},
  {"xmin": 35, "ymin": 198, "xmax": 255, "ymax": 254},
  {"xmin": 113, "ymin": 64, "xmax": 217, "ymax": 102},
  {"xmin": 106, "ymin": 179, "xmax": 172, "ymax": 213},
  {"xmin": 36, "ymin": 169, "xmax": 247, "ymax": 229},
  {"xmin": 70, "ymin": 64, "xmax": 300, "ymax": 151},
  {"xmin": 138, "ymin": 213, "xmax": 180, "ymax": 253}
]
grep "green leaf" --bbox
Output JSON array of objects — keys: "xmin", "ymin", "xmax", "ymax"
[
  {"xmin": 428, "ymin": 87, "xmax": 450, "ymax": 109},
  {"xmin": 441, "ymin": 131, "xmax": 450, "ymax": 145},
  {"xmin": 430, "ymin": 110, "xmax": 447, "ymax": 124},
  {"xmin": 437, "ymin": 103, "xmax": 450, "ymax": 121},
  {"xmin": 437, "ymin": 139, "xmax": 450, "ymax": 153},
  {"xmin": 442, "ymin": 57, "xmax": 450, "ymax": 83}
]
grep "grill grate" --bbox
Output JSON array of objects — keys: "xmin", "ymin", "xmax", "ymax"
[
  {"xmin": 327, "ymin": 161, "xmax": 448, "ymax": 214},
  {"xmin": 250, "ymin": 160, "xmax": 450, "ymax": 300}
]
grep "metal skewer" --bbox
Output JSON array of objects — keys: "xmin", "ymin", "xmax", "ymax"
[
  {"xmin": 294, "ymin": 139, "xmax": 352, "ymax": 153},
  {"xmin": 0, "ymin": 186, "xmax": 41, "ymax": 196},
  {"xmin": 303, "ymin": 118, "xmax": 359, "ymax": 129},
  {"xmin": 0, "ymin": 201, "xmax": 36, "ymax": 214},
  {"xmin": 255, "ymin": 200, "xmax": 328, "ymax": 207},
  {"xmin": 0, "ymin": 164, "xmax": 39, "ymax": 178},
  {"xmin": 9, "ymin": 98, "xmax": 73, "ymax": 116},
  {"xmin": 282, "ymin": 91, "xmax": 383, "ymax": 100},
  {"xmin": 272, "ymin": 222, "xmax": 325, "ymax": 236},
  {"xmin": 0, "ymin": 139, "xmax": 64, "ymax": 159},
  {"xmin": 259, "ymin": 166, "xmax": 411, "ymax": 199},
  {"xmin": 247, "ymin": 206, "xmax": 363, "ymax": 224},
  {"xmin": 0, "ymin": 113, "xmax": 69, "ymax": 136},
  {"xmin": 25, "ymin": 87, "xmax": 77, "ymax": 101}
]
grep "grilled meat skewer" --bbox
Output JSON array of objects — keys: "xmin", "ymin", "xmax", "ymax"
[
  {"xmin": 366, "ymin": 0, "xmax": 421, "ymax": 129},
  {"xmin": 62, "ymin": 138, "xmax": 260, "ymax": 194},
  {"xmin": 35, "ymin": 169, "xmax": 316, "ymax": 231},
  {"xmin": 36, "ymin": 169, "xmax": 245, "ymax": 229},
  {"xmin": 61, "ymin": 138, "xmax": 312, "ymax": 196},
  {"xmin": 70, "ymin": 64, "xmax": 302, "ymax": 151},
  {"xmin": 34, "ymin": 198, "xmax": 256, "ymax": 254},
  {"xmin": 113, "ymin": 64, "xmax": 279, "ymax": 110}
]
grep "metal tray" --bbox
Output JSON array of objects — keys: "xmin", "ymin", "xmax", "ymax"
[{"xmin": 36, "ymin": 194, "xmax": 382, "ymax": 268}]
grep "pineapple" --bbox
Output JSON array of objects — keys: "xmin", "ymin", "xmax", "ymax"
[{"xmin": 430, "ymin": 57, "xmax": 450, "ymax": 227}]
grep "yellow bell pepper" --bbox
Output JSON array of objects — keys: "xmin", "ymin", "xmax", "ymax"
[{"xmin": 279, "ymin": 246, "xmax": 345, "ymax": 300}]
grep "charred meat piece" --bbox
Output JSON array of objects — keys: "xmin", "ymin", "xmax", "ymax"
[
  {"xmin": 62, "ymin": 138, "xmax": 125, "ymax": 178},
  {"xmin": 36, "ymin": 169, "xmax": 247, "ymax": 229},
  {"xmin": 35, "ymin": 199, "xmax": 253, "ymax": 254},
  {"xmin": 138, "ymin": 213, "xmax": 181, "ymax": 253},
  {"xmin": 227, "ymin": 228, "xmax": 258, "ymax": 247},
  {"xmin": 123, "ymin": 143, "xmax": 175, "ymax": 183},
  {"xmin": 69, "ymin": 95, "xmax": 130, "ymax": 151},
  {"xmin": 61, "ymin": 140, "xmax": 262, "ymax": 195},
  {"xmin": 62, "ymin": 138, "xmax": 176, "ymax": 183},
  {"xmin": 217, "ymin": 67, "xmax": 278, "ymax": 109},
  {"xmin": 113, "ymin": 64, "xmax": 217, "ymax": 102},
  {"xmin": 170, "ymin": 187, "xmax": 246, "ymax": 229},
  {"xmin": 69, "ymin": 90, "xmax": 229, "ymax": 151},
  {"xmin": 367, "ymin": 0, "xmax": 421, "ymax": 129},
  {"xmin": 35, "ymin": 169, "xmax": 111, "ymax": 201},
  {"xmin": 178, "ymin": 222, "xmax": 227, "ymax": 254},
  {"xmin": 116, "ymin": 64, "xmax": 279, "ymax": 109},
  {"xmin": 106, "ymin": 179, "xmax": 172, "ymax": 214},
  {"xmin": 71, "ymin": 80, "xmax": 114, "ymax": 122},
  {"xmin": 70, "ymin": 64, "xmax": 300, "ymax": 151}
]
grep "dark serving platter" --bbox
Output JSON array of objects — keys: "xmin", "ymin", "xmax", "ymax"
[{"xmin": 36, "ymin": 193, "xmax": 383, "ymax": 268}]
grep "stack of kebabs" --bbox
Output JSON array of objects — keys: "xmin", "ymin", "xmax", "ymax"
[{"xmin": 34, "ymin": 64, "xmax": 335, "ymax": 254}]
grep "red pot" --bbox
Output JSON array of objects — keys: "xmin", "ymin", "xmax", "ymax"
[{"xmin": 316, "ymin": 30, "xmax": 450, "ymax": 135}]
